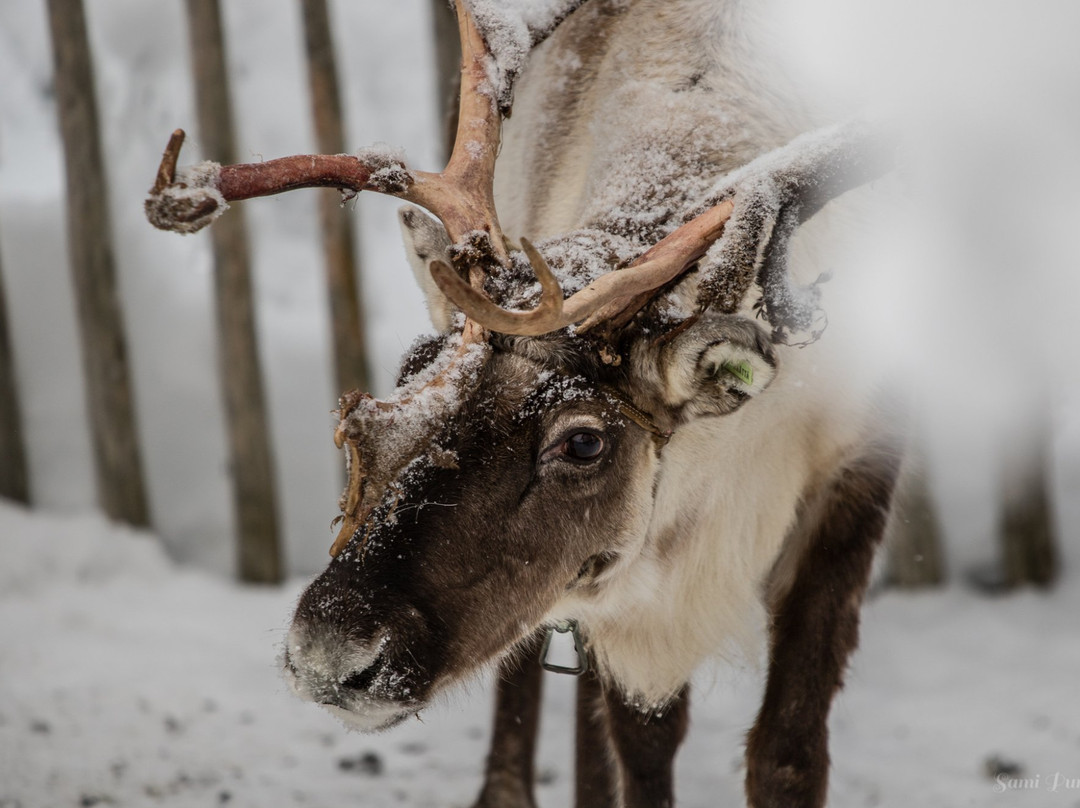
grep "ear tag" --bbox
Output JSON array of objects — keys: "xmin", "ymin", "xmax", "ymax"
[{"xmin": 721, "ymin": 360, "xmax": 754, "ymax": 387}]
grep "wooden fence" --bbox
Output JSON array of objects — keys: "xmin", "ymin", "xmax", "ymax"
[{"xmin": 0, "ymin": 0, "xmax": 1060, "ymax": 589}]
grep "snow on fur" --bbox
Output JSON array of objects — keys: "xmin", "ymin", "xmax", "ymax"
[
  {"xmin": 333, "ymin": 332, "xmax": 490, "ymax": 552},
  {"xmin": 465, "ymin": 0, "xmax": 591, "ymax": 110}
]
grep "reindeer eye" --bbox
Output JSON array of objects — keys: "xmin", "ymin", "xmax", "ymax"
[{"xmin": 563, "ymin": 431, "xmax": 605, "ymax": 462}]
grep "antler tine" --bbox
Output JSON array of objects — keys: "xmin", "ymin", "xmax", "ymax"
[
  {"xmin": 428, "ymin": 238, "xmax": 568, "ymax": 336},
  {"xmin": 424, "ymin": 117, "xmax": 884, "ymax": 340},
  {"xmin": 574, "ymin": 198, "xmax": 735, "ymax": 332},
  {"xmin": 437, "ymin": 0, "xmax": 506, "ymax": 255},
  {"xmin": 429, "ymin": 200, "xmax": 736, "ymax": 337},
  {"xmin": 146, "ymin": 0, "xmax": 507, "ymax": 267}
]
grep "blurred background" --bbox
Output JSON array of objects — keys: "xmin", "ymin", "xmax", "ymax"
[
  {"xmin": 2, "ymin": 0, "xmax": 1078, "ymax": 582},
  {"xmin": 1, "ymin": 1, "xmax": 1078, "ymax": 806}
]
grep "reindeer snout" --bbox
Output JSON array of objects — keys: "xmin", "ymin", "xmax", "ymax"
[
  {"xmin": 284, "ymin": 644, "xmax": 386, "ymax": 708},
  {"xmin": 284, "ymin": 622, "xmax": 385, "ymax": 703},
  {"xmin": 283, "ymin": 621, "xmax": 414, "ymax": 731}
]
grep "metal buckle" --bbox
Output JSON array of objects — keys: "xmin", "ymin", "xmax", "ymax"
[{"xmin": 540, "ymin": 619, "xmax": 589, "ymax": 675}]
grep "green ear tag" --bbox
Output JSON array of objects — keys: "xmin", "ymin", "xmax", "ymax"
[{"xmin": 721, "ymin": 360, "xmax": 754, "ymax": 387}]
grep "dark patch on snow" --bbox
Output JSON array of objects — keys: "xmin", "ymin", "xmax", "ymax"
[
  {"xmin": 983, "ymin": 754, "xmax": 1024, "ymax": 779},
  {"xmin": 79, "ymin": 795, "xmax": 115, "ymax": 807},
  {"xmin": 338, "ymin": 751, "xmax": 384, "ymax": 776}
]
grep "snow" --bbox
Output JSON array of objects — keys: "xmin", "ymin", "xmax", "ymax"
[
  {"xmin": 144, "ymin": 162, "xmax": 228, "ymax": 235},
  {"xmin": 2, "ymin": 500, "xmax": 1079, "ymax": 807},
  {"xmin": 353, "ymin": 144, "xmax": 412, "ymax": 195}
]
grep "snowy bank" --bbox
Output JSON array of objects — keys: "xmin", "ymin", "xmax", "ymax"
[{"xmin": 2, "ymin": 502, "xmax": 1078, "ymax": 807}]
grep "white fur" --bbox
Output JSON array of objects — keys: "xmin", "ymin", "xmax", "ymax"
[
  {"xmin": 398, "ymin": 206, "xmax": 456, "ymax": 332},
  {"xmin": 499, "ymin": 0, "xmax": 881, "ymax": 703},
  {"xmin": 285, "ymin": 624, "xmax": 384, "ymax": 691},
  {"xmin": 664, "ymin": 339, "xmax": 777, "ymax": 405},
  {"xmin": 494, "ymin": 0, "xmax": 804, "ymax": 241},
  {"xmin": 550, "ymin": 346, "xmax": 875, "ymax": 702},
  {"xmin": 319, "ymin": 701, "xmax": 410, "ymax": 733}
]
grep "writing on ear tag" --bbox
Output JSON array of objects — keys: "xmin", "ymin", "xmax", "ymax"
[{"xmin": 722, "ymin": 360, "xmax": 754, "ymax": 387}]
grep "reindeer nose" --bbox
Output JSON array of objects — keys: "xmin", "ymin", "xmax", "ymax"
[
  {"xmin": 338, "ymin": 654, "xmax": 386, "ymax": 694},
  {"xmin": 311, "ymin": 660, "xmax": 386, "ymax": 708},
  {"xmin": 284, "ymin": 622, "xmax": 389, "ymax": 706}
]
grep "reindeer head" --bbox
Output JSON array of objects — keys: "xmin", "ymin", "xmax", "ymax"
[{"xmin": 284, "ymin": 209, "xmax": 778, "ymax": 727}]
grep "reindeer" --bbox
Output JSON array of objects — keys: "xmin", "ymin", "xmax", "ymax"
[{"xmin": 147, "ymin": 1, "xmax": 897, "ymax": 805}]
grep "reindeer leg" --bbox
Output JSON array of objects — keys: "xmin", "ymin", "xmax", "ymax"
[
  {"xmin": 746, "ymin": 444, "xmax": 901, "ymax": 808},
  {"xmin": 603, "ymin": 684, "xmax": 689, "ymax": 808},
  {"xmin": 575, "ymin": 667, "xmax": 617, "ymax": 808},
  {"xmin": 472, "ymin": 634, "xmax": 545, "ymax": 808}
]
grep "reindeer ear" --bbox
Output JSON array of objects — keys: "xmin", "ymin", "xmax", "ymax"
[
  {"xmin": 398, "ymin": 205, "xmax": 457, "ymax": 332},
  {"xmin": 659, "ymin": 314, "xmax": 778, "ymax": 419}
]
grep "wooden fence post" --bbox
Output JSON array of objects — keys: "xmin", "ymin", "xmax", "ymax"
[
  {"xmin": 431, "ymin": 0, "xmax": 461, "ymax": 162},
  {"xmin": 299, "ymin": 0, "xmax": 370, "ymax": 397},
  {"xmin": 185, "ymin": 0, "xmax": 283, "ymax": 583},
  {"xmin": 46, "ymin": 0, "xmax": 151, "ymax": 526},
  {"xmin": 1000, "ymin": 411, "xmax": 1059, "ymax": 589},
  {"xmin": 886, "ymin": 447, "xmax": 945, "ymax": 588},
  {"xmin": 0, "ymin": 233, "xmax": 30, "ymax": 504}
]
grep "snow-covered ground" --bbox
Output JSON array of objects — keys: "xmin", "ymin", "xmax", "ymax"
[
  {"xmin": 2, "ymin": 0, "xmax": 1080, "ymax": 806},
  {"xmin": 2, "ymin": 501, "xmax": 1078, "ymax": 808}
]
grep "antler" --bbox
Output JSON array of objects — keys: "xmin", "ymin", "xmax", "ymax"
[
  {"xmin": 146, "ymin": 0, "xmax": 507, "ymax": 267},
  {"xmin": 426, "ymin": 119, "xmax": 885, "ymax": 340},
  {"xmin": 148, "ymin": 1, "xmax": 885, "ymax": 346},
  {"xmin": 427, "ymin": 200, "xmax": 737, "ymax": 337}
]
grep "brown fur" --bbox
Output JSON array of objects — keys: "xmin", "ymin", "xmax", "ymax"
[
  {"xmin": 747, "ymin": 446, "xmax": 901, "ymax": 807},
  {"xmin": 575, "ymin": 664, "xmax": 618, "ymax": 808},
  {"xmin": 604, "ymin": 685, "xmax": 690, "ymax": 808}
]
